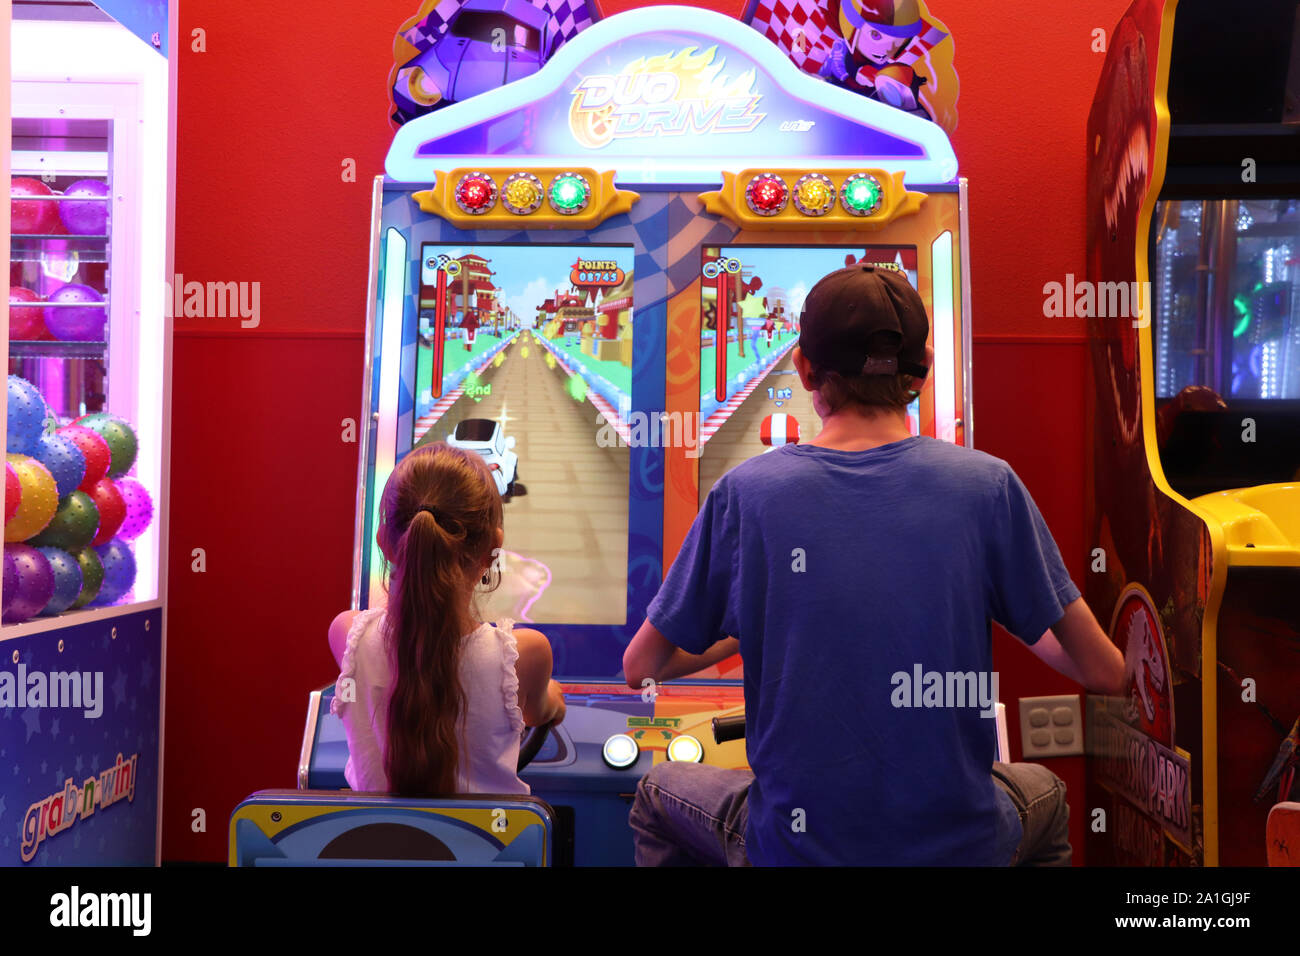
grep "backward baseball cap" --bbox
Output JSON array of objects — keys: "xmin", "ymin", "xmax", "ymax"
[{"xmin": 798, "ymin": 263, "xmax": 930, "ymax": 378}]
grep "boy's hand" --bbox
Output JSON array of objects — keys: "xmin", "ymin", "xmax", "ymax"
[
  {"xmin": 624, "ymin": 618, "xmax": 739, "ymax": 687},
  {"xmin": 1033, "ymin": 598, "xmax": 1126, "ymax": 695}
]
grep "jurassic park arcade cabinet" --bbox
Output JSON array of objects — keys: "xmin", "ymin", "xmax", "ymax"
[{"xmin": 1084, "ymin": 0, "xmax": 1300, "ymax": 867}]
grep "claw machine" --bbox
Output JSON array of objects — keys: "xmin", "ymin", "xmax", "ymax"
[{"xmin": 4, "ymin": 1, "xmax": 175, "ymax": 865}]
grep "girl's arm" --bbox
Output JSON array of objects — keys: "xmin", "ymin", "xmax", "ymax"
[
  {"xmin": 515, "ymin": 627, "xmax": 565, "ymax": 726},
  {"xmin": 329, "ymin": 610, "xmax": 360, "ymax": 669}
]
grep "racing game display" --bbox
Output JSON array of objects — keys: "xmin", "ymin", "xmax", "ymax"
[{"xmin": 414, "ymin": 243, "xmax": 635, "ymax": 626}]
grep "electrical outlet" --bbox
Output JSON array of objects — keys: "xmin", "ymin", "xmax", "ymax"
[{"xmin": 1018, "ymin": 695, "xmax": 1083, "ymax": 758}]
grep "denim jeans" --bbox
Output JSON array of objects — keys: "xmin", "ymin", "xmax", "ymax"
[{"xmin": 629, "ymin": 760, "xmax": 1072, "ymax": 866}]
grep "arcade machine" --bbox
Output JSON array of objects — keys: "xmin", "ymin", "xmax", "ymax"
[
  {"xmin": 271, "ymin": 1, "xmax": 973, "ymax": 866},
  {"xmin": 1084, "ymin": 0, "xmax": 1300, "ymax": 866},
  {"xmin": 3, "ymin": 4, "xmax": 175, "ymax": 865}
]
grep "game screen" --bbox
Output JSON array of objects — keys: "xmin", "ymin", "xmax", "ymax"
[
  {"xmin": 412, "ymin": 243, "xmax": 635, "ymax": 625},
  {"xmin": 1153, "ymin": 198, "xmax": 1300, "ymax": 401},
  {"xmin": 697, "ymin": 245, "xmax": 923, "ymax": 501}
]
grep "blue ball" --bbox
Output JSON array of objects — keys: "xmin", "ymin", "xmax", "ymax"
[
  {"xmin": 32, "ymin": 433, "xmax": 87, "ymax": 499},
  {"xmin": 90, "ymin": 537, "xmax": 136, "ymax": 606},
  {"xmin": 35, "ymin": 546, "xmax": 83, "ymax": 615},
  {"xmin": 6, "ymin": 376, "xmax": 49, "ymax": 455}
]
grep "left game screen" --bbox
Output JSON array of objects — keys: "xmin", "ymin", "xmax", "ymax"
[{"xmin": 411, "ymin": 243, "xmax": 635, "ymax": 626}]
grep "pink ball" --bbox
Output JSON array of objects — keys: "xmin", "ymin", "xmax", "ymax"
[
  {"xmin": 8, "ymin": 287, "xmax": 50, "ymax": 341},
  {"xmin": 115, "ymin": 476, "xmax": 154, "ymax": 541},
  {"xmin": 4, "ymin": 462, "xmax": 20, "ymax": 523},
  {"xmin": 46, "ymin": 283, "xmax": 106, "ymax": 341},
  {"xmin": 58, "ymin": 179, "xmax": 109, "ymax": 235},
  {"xmin": 11, "ymin": 177, "xmax": 59, "ymax": 234}
]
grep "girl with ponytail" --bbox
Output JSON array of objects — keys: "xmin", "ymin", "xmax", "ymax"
[{"xmin": 330, "ymin": 442, "xmax": 565, "ymax": 796}]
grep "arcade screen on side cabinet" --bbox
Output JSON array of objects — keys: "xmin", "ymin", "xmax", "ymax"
[
  {"xmin": 413, "ymin": 243, "xmax": 635, "ymax": 626},
  {"xmin": 698, "ymin": 245, "xmax": 923, "ymax": 502}
]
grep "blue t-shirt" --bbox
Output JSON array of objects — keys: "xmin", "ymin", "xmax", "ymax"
[{"xmin": 647, "ymin": 436, "xmax": 1081, "ymax": 865}]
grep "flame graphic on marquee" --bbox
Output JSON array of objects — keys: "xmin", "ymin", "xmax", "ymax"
[{"xmin": 569, "ymin": 46, "xmax": 765, "ymax": 149}]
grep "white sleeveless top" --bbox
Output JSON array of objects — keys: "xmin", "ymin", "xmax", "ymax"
[{"xmin": 331, "ymin": 608, "xmax": 528, "ymax": 795}]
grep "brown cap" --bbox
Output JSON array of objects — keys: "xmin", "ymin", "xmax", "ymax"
[{"xmin": 798, "ymin": 263, "xmax": 930, "ymax": 378}]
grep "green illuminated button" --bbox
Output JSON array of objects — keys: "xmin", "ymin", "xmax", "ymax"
[
  {"xmin": 841, "ymin": 173, "xmax": 883, "ymax": 216},
  {"xmin": 549, "ymin": 173, "xmax": 590, "ymax": 214}
]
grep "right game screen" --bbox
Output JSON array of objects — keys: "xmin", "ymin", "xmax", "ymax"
[{"xmin": 697, "ymin": 245, "xmax": 922, "ymax": 501}]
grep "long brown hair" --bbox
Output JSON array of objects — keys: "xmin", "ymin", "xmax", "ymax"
[{"xmin": 376, "ymin": 442, "xmax": 503, "ymax": 796}]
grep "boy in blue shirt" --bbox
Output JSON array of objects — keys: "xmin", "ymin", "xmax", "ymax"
[{"xmin": 623, "ymin": 264, "xmax": 1125, "ymax": 866}]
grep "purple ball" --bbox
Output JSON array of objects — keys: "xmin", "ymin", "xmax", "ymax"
[
  {"xmin": 58, "ymin": 178, "xmax": 109, "ymax": 235},
  {"xmin": 115, "ymin": 476, "xmax": 154, "ymax": 541},
  {"xmin": 45, "ymin": 283, "xmax": 106, "ymax": 341},
  {"xmin": 2, "ymin": 549, "xmax": 17, "ymax": 616},
  {"xmin": 2, "ymin": 544, "xmax": 55, "ymax": 624}
]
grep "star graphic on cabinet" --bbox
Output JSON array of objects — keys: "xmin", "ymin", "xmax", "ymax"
[{"xmin": 22, "ymin": 706, "xmax": 40, "ymax": 742}]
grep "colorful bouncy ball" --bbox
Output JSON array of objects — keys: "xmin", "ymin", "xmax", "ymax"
[
  {"xmin": 58, "ymin": 425, "xmax": 112, "ymax": 491},
  {"xmin": 73, "ymin": 413, "xmax": 137, "ymax": 477},
  {"xmin": 57, "ymin": 179, "xmax": 109, "ymax": 235},
  {"xmin": 86, "ymin": 479, "xmax": 125, "ymax": 546},
  {"xmin": 7, "ymin": 375, "xmax": 49, "ymax": 455},
  {"xmin": 9, "ymin": 287, "xmax": 51, "ymax": 341},
  {"xmin": 70, "ymin": 548, "xmax": 104, "ymax": 609},
  {"xmin": 2, "ymin": 549, "xmax": 16, "ymax": 616},
  {"xmin": 4, "ymin": 454, "xmax": 58, "ymax": 542},
  {"xmin": 11, "ymin": 177, "xmax": 59, "ymax": 234},
  {"xmin": 2, "ymin": 544, "xmax": 55, "ymax": 624},
  {"xmin": 32, "ymin": 432, "xmax": 87, "ymax": 499},
  {"xmin": 114, "ymin": 476, "xmax": 153, "ymax": 541},
  {"xmin": 36, "ymin": 546, "xmax": 83, "ymax": 616},
  {"xmin": 90, "ymin": 538, "xmax": 135, "ymax": 606},
  {"xmin": 45, "ymin": 283, "xmax": 106, "ymax": 341},
  {"xmin": 29, "ymin": 490, "xmax": 99, "ymax": 552},
  {"xmin": 4, "ymin": 462, "xmax": 20, "ymax": 524}
]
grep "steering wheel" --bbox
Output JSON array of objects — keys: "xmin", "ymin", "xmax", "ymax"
[{"xmin": 517, "ymin": 721, "xmax": 553, "ymax": 772}]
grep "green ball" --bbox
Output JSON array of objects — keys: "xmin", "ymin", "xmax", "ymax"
[
  {"xmin": 76, "ymin": 413, "xmax": 138, "ymax": 477},
  {"xmin": 70, "ymin": 548, "xmax": 104, "ymax": 609},
  {"xmin": 29, "ymin": 490, "xmax": 100, "ymax": 551}
]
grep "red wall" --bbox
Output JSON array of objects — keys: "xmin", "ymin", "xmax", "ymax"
[{"xmin": 165, "ymin": 0, "xmax": 1134, "ymax": 861}]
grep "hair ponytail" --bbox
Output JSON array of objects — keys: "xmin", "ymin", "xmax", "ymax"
[{"xmin": 376, "ymin": 443, "xmax": 503, "ymax": 796}]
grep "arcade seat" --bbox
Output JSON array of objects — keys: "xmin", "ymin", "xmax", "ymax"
[
  {"xmin": 229, "ymin": 687, "xmax": 563, "ymax": 867},
  {"xmin": 229, "ymin": 791, "xmax": 556, "ymax": 866}
]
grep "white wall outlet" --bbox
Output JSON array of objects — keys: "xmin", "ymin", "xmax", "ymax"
[{"xmin": 1018, "ymin": 695, "xmax": 1084, "ymax": 758}]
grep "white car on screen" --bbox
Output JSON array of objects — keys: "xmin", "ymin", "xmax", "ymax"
[{"xmin": 447, "ymin": 418, "xmax": 519, "ymax": 498}]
